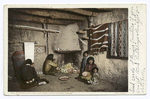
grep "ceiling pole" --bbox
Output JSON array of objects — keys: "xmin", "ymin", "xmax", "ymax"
[
  {"xmin": 13, "ymin": 9, "xmax": 87, "ymax": 21},
  {"xmin": 8, "ymin": 24, "xmax": 60, "ymax": 33}
]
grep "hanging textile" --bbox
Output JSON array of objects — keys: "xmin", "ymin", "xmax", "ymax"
[
  {"xmin": 108, "ymin": 20, "xmax": 128, "ymax": 58},
  {"xmin": 89, "ymin": 20, "xmax": 128, "ymax": 58},
  {"xmin": 24, "ymin": 42, "xmax": 35, "ymax": 62},
  {"xmin": 90, "ymin": 23, "xmax": 109, "ymax": 54}
]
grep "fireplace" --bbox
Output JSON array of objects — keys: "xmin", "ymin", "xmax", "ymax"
[
  {"xmin": 64, "ymin": 53, "xmax": 79, "ymax": 67},
  {"xmin": 53, "ymin": 23, "xmax": 82, "ymax": 69},
  {"xmin": 56, "ymin": 51, "xmax": 81, "ymax": 69}
]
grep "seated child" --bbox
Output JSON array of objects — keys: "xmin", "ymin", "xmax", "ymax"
[
  {"xmin": 90, "ymin": 67, "xmax": 101, "ymax": 85},
  {"xmin": 81, "ymin": 57, "xmax": 97, "ymax": 84}
]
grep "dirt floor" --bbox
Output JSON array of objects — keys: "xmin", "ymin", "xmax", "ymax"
[{"xmin": 8, "ymin": 72, "xmax": 127, "ymax": 92}]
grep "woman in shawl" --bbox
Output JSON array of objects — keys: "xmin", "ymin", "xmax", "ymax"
[{"xmin": 43, "ymin": 54, "xmax": 58, "ymax": 76}]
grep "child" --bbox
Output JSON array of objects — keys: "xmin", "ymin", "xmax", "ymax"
[
  {"xmin": 81, "ymin": 57, "xmax": 97, "ymax": 84},
  {"xmin": 84, "ymin": 57, "xmax": 97, "ymax": 73},
  {"xmin": 75, "ymin": 51, "xmax": 89, "ymax": 81},
  {"xmin": 91, "ymin": 67, "xmax": 101, "ymax": 85},
  {"xmin": 80, "ymin": 51, "xmax": 89, "ymax": 74}
]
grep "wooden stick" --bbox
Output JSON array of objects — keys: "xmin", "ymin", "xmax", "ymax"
[
  {"xmin": 77, "ymin": 30, "xmax": 87, "ymax": 34},
  {"xmin": 79, "ymin": 39, "xmax": 87, "ymax": 46},
  {"xmin": 82, "ymin": 36, "xmax": 89, "ymax": 40},
  {"xmin": 8, "ymin": 41, "xmax": 39, "ymax": 44},
  {"xmin": 83, "ymin": 28, "xmax": 91, "ymax": 31},
  {"xmin": 9, "ymin": 24, "xmax": 60, "ymax": 33}
]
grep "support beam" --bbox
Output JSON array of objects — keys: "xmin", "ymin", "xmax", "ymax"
[
  {"xmin": 83, "ymin": 28, "xmax": 91, "ymax": 31},
  {"xmin": 62, "ymin": 8, "xmax": 99, "ymax": 16},
  {"xmin": 8, "ymin": 41, "xmax": 39, "ymax": 44},
  {"xmin": 54, "ymin": 50, "xmax": 81, "ymax": 54},
  {"xmin": 76, "ymin": 30, "xmax": 87, "ymax": 34},
  {"xmin": 9, "ymin": 12, "xmax": 77, "ymax": 25},
  {"xmin": 81, "ymin": 8, "xmax": 111, "ymax": 13},
  {"xmin": 9, "ymin": 24, "xmax": 60, "ymax": 33},
  {"xmin": 79, "ymin": 39, "xmax": 87, "ymax": 46},
  {"xmin": 12, "ymin": 9, "xmax": 87, "ymax": 21},
  {"xmin": 44, "ymin": 23, "xmax": 49, "ymax": 55},
  {"xmin": 82, "ymin": 36, "xmax": 89, "ymax": 40}
]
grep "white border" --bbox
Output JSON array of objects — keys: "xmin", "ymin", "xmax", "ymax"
[{"xmin": 2, "ymin": 4, "xmax": 147, "ymax": 96}]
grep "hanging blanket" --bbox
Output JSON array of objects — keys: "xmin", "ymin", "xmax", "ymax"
[
  {"xmin": 90, "ymin": 23, "xmax": 109, "ymax": 54},
  {"xmin": 90, "ymin": 20, "xmax": 128, "ymax": 57},
  {"xmin": 109, "ymin": 20, "xmax": 128, "ymax": 57}
]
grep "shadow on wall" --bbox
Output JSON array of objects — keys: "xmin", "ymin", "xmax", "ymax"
[
  {"xmin": 93, "ymin": 9, "xmax": 128, "ymax": 25},
  {"xmin": 93, "ymin": 51, "xmax": 128, "ymax": 91}
]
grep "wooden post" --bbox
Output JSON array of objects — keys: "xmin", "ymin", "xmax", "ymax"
[
  {"xmin": 43, "ymin": 23, "xmax": 49, "ymax": 55},
  {"xmin": 46, "ymin": 25, "xmax": 49, "ymax": 55},
  {"xmin": 87, "ymin": 17, "xmax": 91, "ymax": 52},
  {"xmin": 107, "ymin": 23, "xmax": 111, "ymax": 58},
  {"xmin": 47, "ymin": 32, "xmax": 49, "ymax": 55},
  {"xmin": 42, "ymin": 23, "xmax": 49, "ymax": 55}
]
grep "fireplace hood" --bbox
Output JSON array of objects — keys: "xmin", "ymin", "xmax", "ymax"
[
  {"xmin": 54, "ymin": 23, "xmax": 81, "ymax": 53},
  {"xmin": 54, "ymin": 49, "xmax": 81, "ymax": 53}
]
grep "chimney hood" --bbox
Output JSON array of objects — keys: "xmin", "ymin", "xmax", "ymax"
[{"xmin": 54, "ymin": 23, "xmax": 81, "ymax": 53}]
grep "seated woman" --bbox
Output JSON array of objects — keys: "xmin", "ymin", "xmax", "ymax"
[
  {"xmin": 21, "ymin": 59, "xmax": 49, "ymax": 89},
  {"xmin": 81, "ymin": 57, "xmax": 97, "ymax": 84},
  {"xmin": 21, "ymin": 59, "xmax": 40, "ymax": 88},
  {"xmin": 43, "ymin": 54, "xmax": 57, "ymax": 76}
]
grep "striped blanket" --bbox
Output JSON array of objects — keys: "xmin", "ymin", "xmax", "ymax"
[
  {"xmin": 90, "ymin": 20, "xmax": 128, "ymax": 57},
  {"xmin": 90, "ymin": 23, "xmax": 109, "ymax": 54}
]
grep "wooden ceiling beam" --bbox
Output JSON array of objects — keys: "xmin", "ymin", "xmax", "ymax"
[
  {"xmin": 11, "ymin": 9, "xmax": 87, "ymax": 21},
  {"xmin": 60, "ymin": 8, "xmax": 99, "ymax": 16},
  {"xmin": 8, "ymin": 12, "xmax": 77, "ymax": 25},
  {"xmin": 9, "ymin": 24, "xmax": 60, "ymax": 33},
  {"xmin": 81, "ymin": 8, "xmax": 112, "ymax": 13}
]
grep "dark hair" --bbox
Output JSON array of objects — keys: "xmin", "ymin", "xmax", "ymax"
[
  {"xmin": 87, "ymin": 57, "xmax": 95, "ymax": 65},
  {"xmin": 92, "ymin": 67, "xmax": 99, "ymax": 73},
  {"xmin": 83, "ymin": 51, "xmax": 88, "ymax": 56},
  {"xmin": 25, "ymin": 59, "xmax": 32, "ymax": 65},
  {"xmin": 46, "ymin": 54, "xmax": 54, "ymax": 61}
]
